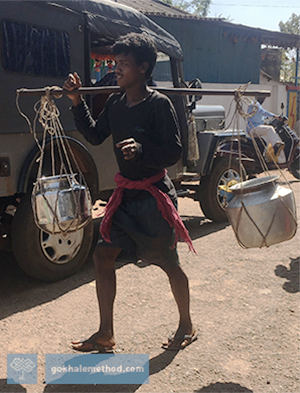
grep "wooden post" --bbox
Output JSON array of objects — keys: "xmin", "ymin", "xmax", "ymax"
[{"xmin": 16, "ymin": 86, "xmax": 271, "ymax": 98}]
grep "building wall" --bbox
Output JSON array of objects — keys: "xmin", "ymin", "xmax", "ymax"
[{"xmin": 150, "ymin": 16, "xmax": 261, "ymax": 84}]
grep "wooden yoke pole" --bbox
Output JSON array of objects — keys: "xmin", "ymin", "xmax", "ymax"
[{"xmin": 16, "ymin": 86, "xmax": 271, "ymax": 98}]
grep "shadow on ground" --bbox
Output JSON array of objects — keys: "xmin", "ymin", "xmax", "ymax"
[
  {"xmin": 181, "ymin": 215, "xmax": 229, "ymax": 241},
  {"xmin": 195, "ymin": 382, "xmax": 253, "ymax": 392},
  {"xmin": 275, "ymin": 256, "xmax": 300, "ymax": 293},
  {"xmin": 279, "ymin": 179, "xmax": 299, "ymax": 186},
  {"xmin": 0, "ymin": 379, "xmax": 254, "ymax": 393},
  {"xmin": 0, "ymin": 247, "xmax": 145, "ymax": 322},
  {"xmin": 0, "ymin": 215, "xmax": 227, "ymax": 320},
  {"xmin": 0, "ymin": 379, "xmax": 26, "ymax": 392},
  {"xmin": 43, "ymin": 350, "xmax": 179, "ymax": 392}
]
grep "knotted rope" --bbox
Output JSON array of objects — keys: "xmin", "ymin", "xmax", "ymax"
[
  {"xmin": 223, "ymin": 83, "xmax": 297, "ymax": 248},
  {"xmin": 16, "ymin": 87, "xmax": 92, "ymax": 234}
]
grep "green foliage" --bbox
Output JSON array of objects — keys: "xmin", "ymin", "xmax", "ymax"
[
  {"xmin": 278, "ymin": 14, "xmax": 300, "ymax": 83},
  {"xmin": 280, "ymin": 49, "xmax": 297, "ymax": 83},
  {"xmin": 279, "ymin": 13, "xmax": 300, "ymax": 35}
]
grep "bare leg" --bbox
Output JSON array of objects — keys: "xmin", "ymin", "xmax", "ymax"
[
  {"xmin": 142, "ymin": 236, "xmax": 196, "ymax": 349},
  {"xmin": 168, "ymin": 265, "xmax": 192, "ymax": 329},
  {"xmin": 94, "ymin": 246, "xmax": 122, "ymax": 343},
  {"xmin": 162, "ymin": 263, "xmax": 196, "ymax": 348},
  {"xmin": 71, "ymin": 246, "xmax": 121, "ymax": 352}
]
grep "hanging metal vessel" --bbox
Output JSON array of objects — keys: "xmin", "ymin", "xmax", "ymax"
[
  {"xmin": 33, "ymin": 174, "xmax": 92, "ymax": 234},
  {"xmin": 226, "ymin": 175, "xmax": 297, "ymax": 248}
]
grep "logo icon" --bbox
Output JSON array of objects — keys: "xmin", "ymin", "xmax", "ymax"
[{"xmin": 7, "ymin": 354, "xmax": 37, "ymax": 384}]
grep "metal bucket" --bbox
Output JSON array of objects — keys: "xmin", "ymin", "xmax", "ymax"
[
  {"xmin": 226, "ymin": 175, "xmax": 297, "ymax": 248},
  {"xmin": 33, "ymin": 174, "xmax": 92, "ymax": 234}
]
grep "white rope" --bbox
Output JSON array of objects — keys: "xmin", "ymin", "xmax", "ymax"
[
  {"xmin": 224, "ymin": 83, "xmax": 297, "ymax": 248},
  {"xmin": 16, "ymin": 87, "xmax": 92, "ymax": 235},
  {"xmin": 187, "ymin": 113, "xmax": 200, "ymax": 162}
]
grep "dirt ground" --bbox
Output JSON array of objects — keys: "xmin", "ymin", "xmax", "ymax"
[{"xmin": 0, "ymin": 170, "xmax": 299, "ymax": 393}]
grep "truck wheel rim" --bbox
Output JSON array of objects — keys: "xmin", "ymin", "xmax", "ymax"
[
  {"xmin": 218, "ymin": 169, "xmax": 241, "ymax": 209},
  {"xmin": 40, "ymin": 229, "xmax": 84, "ymax": 264}
]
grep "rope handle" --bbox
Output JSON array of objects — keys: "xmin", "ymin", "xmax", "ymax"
[{"xmin": 16, "ymin": 86, "xmax": 92, "ymax": 235}]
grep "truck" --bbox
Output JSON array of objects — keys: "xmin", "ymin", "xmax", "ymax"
[{"xmin": 0, "ymin": 0, "xmax": 255, "ymax": 281}]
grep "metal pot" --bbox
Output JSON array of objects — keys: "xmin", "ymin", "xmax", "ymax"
[
  {"xmin": 33, "ymin": 174, "xmax": 92, "ymax": 234},
  {"xmin": 226, "ymin": 175, "xmax": 297, "ymax": 248}
]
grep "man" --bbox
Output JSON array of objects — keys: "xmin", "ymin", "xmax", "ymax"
[
  {"xmin": 63, "ymin": 33, "xmax": 197, "ymax": 352},
  {"xmin": 247, "ymin": 97, "xmax": 285, "ymax": 163}
]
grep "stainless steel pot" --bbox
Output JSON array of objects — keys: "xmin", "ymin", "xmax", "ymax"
[
  {"xmin": 33, "ymin": 174, "xmax": 92, "ymax": 234},
  {"xmin": 226, "ymin": 175, "xmax": 297, "ymax": 248}
]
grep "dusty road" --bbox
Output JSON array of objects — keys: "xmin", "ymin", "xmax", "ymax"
[{"xmin": 0, "ymin": 170, "xmax": 299, "ymax": 393}]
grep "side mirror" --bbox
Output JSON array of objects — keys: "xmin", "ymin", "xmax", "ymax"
[{"xmin": 188, "ymin": 78, "xmax": 202, "ymax": 103}]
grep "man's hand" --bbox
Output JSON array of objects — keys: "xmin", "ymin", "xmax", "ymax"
[
  {"xmin": 63, "ymin": 72, "xmax": 82, "ymax": 106},
  {"xmin": 274, "ymin": 115, "xmax": 288, "ymax": 125},
  {"xmin": 116, "ymin": 138, "xmax": 141, "ymax": 160}
]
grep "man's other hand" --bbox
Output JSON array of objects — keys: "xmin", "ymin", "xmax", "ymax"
[{"xmin": 116, "ymin": 138, "xmax": 141, "ymax": 160}]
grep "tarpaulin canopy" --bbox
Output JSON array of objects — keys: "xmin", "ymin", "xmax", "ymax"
[{"xmin": 43, "ymin": 0, "xmax": 183, "ymax": 60}]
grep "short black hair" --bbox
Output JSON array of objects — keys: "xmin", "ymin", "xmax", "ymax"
[{"xmin": 112, "ymin": 33, "xmax": 157, "ymax": 80}]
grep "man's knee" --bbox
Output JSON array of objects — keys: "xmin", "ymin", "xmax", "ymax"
[
  {"xmin": 168, "ymin": 264, "xmax": 187, "ymax": 280},
  {"xmin": 93, "ymin": 246, "xmax": 121, "ymax": 270},
  {"xmin": 153, "ymin": 256, "xmax": 181, "ymax": 277}
]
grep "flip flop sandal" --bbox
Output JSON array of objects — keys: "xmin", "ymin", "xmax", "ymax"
[
  {"xmin": 70, "ymin": 339, "xmax": 115, "ymax": 353},
  {"xmin": 162, "ymin": 330, "xmax": 198, "ymax": 351}
]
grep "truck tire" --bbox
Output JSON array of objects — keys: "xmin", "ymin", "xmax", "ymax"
[
  {"xmin": 199, "ymin": 157, "xmax": 245, "ymax": 222},
  {"xmin": 11, "ymin": 193, "xmax": 94, "ymax": 281},
  {"xmin": 289, "ymin": 156, "xmax": 300, "ymax": 179}
]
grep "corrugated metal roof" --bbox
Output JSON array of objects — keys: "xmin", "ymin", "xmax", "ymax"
[
  {"xmin": 116, "ymin": 0, "xmax": 299, "ymax": 49},
  {"xmin": 216, "ymin": 20, "xmax": 300, "ymax": 49},
  {"xmin": 114, "ymin": 0, "xmax": 192, "ymax": 17},
  {"xmin": 116, "ymin": 0, "xmax": 223, "ymax": 21}
]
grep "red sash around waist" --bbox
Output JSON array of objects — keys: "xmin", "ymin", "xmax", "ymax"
[{"xmin": 100, "ymin": 169, "xmax": 196, "ymax": 253}]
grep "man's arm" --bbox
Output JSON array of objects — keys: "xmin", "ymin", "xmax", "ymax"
[
  {"xmin": 257, "ymin": 102, "xmax": 276, "ymax": 120},
  {"xmin": 64, "ymin": 72, "xmax": 111, "ymax": 145},
  {"xmin": 72, "ymin": 100, "xmax": 111, "ymax": 146}
]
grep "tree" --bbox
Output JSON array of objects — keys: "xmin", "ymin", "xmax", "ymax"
[
  {"xmin": 278, "ymin": 13, "xmax": 300, "ymax": 83},
  {"xmin": 161, "ymin": 0, "xmax": 212, "ymax": 17},
  {"xmin": 279, "ymin": 13, "xmax": 300, "ymax": 35},
  {"xmin": 279, "ymin": 13, "xmax": 300, "ymax": 129}
]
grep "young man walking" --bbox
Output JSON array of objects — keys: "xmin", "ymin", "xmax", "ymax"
[{"xmin": 64, "ymin": 33, "xmax": 196, "ymax": 352}]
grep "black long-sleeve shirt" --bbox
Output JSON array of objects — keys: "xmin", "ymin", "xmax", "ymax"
[{"xmin": 72, "ymin": 90, "xmax": 182, "ymax": 199}]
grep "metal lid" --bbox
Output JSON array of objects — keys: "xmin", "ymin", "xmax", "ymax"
[{"xmin": 230, "ymin": 175, "xmax": 279, "ymax": 194}]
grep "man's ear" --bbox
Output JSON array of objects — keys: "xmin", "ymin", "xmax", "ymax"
[{"xmin": 140, "ymin": 62, "xmax": 149, "ymax": 75}]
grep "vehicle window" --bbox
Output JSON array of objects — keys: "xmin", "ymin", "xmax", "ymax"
[
  {"xmin": 2, "ymin": 19, "xmax": 70, "ymax": 77},
  {"xmin": 153, "ymin": 52, "xmax": 172, "ymax": 82}
]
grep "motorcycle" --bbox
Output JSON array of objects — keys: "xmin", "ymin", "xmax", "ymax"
[{"xmin": 216, "ymin": 116, "xmax": 300, "ymax": 180}]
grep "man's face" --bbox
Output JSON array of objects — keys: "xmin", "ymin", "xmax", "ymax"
[{"xmin": 114, "ymin": 53, "xmax": 147, "ymax": 89}]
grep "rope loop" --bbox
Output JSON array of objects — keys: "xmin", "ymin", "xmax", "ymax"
[
  {"xmin": 223, "ymin": 83, "xmax": 297, "ymax": 248},
  {"xmin": 16, "ymin": 87, "xmax": 92, "ymax": 235}
]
